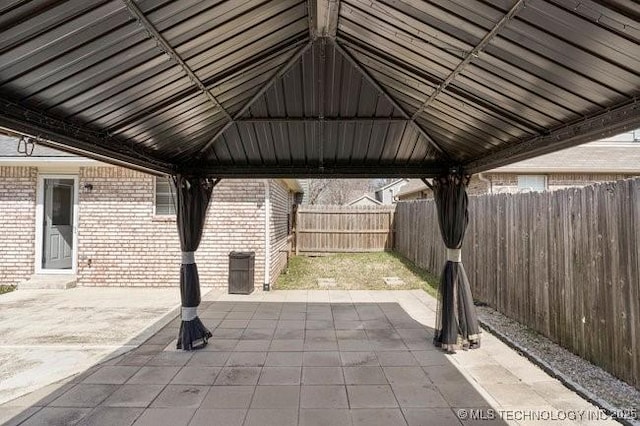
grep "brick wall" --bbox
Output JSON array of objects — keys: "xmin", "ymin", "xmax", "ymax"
[
  {"xmin": 0, "ymin": 167, "xmax": 36, "ymax": 286},
  {"xmin": 77, "ymin": 167, "xmax": 268, "ymax": 288},
  {"xmin": 269, "ymin": 180, "xmax": 293, "ymax": 287}
]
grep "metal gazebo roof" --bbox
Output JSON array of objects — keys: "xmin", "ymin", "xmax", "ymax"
[{"xmin": 0, "ymin": 0, "xmax": 638, "ymax": 177}]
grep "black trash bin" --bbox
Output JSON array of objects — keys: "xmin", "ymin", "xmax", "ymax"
[{"xmin": 228, "ymin": 251, "xmax": 255, "ymax": 294}]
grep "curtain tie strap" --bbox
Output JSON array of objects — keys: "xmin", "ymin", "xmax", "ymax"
[
  {"xmin": 446, "ymin": 248, "xmax": 462, "ymax": 263},
  {"xmin": 181, "ymin": 251, "xmax": 195, "ymax": 264},
  {"xmin": 182, "ymin": 307, "xmax": 197, "ymax": 321}
]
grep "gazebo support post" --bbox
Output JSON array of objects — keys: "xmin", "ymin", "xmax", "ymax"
[
  {"xmin": 422, "ymin": 171, "xmax": 481, "ymax": 353},
  {"xmin": 173, "ymin": 175, "xmax": 220, "ymax": 350}
]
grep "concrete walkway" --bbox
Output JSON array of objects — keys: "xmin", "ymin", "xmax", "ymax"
[
  {"xmin": 0, "ymin": 288, "xmax": 185, "ymax": 407},
  {"xmin": 0, "ymin": 290, "xmax": 616, "ymax": 426}
]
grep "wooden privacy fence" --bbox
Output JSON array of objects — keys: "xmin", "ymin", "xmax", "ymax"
[
  {"xmin": 295, "ymin": 205, "xmax": 396, "ymax": 254},
  {"xmin": 395, "ymin": 178, "xmax": 640, "ymax": 389}
]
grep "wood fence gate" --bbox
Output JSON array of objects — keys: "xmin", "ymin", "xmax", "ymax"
[{"xmin": 294, "ymin": 205, "xmax": 396, "ymax": 255}]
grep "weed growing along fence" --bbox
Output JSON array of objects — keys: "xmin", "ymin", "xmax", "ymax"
[{"xmin": 395, "ymin": 178, "xmax": 640, "ymax": 389}]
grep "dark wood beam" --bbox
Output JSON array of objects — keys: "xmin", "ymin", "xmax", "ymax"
[
  {"xmin": 465, "ymin": 97, "xmax": 640, "ymax": 174},
  {"xmin": 122, "ymin": 0, "xmax": 232, "ymax": 121},
  {"xmin": 0, "ymin": 98, "xmax": 174, "ymax": 175},
  {"xmin": 411, "ymin": 0, "xmax": 526, "ymax": 120},
  {"xmin": 236, "ymin": 118, "xmax": 408, "ymax": 123}
]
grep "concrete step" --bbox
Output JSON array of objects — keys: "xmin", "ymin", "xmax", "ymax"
[{"xmin": 19, "ymin": 274, "xmax": 77, "ymax": 290}]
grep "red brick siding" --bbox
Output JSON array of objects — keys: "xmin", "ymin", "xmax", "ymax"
[{"xmin": 0, "ymin": 167, "xmax": 36, "ymax": 286}]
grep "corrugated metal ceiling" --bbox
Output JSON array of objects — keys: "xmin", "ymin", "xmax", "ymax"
[{"xmin": 0, "ymin": 0, "xmax": 638, "ymax": 176}]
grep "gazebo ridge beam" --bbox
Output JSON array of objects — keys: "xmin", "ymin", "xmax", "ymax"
[
  {"xmin": 316, "ymin": 0, "xmax": 340, "ymax": 38},
  {"xmin": 410, "ymin": 0, "xmax": 526, "ymax": 121},
  {"xmin": 236, "ymin": 118, "xmax": 409, "ymax": 123},
  {"xmin": 122, "ymin": 0, "xmax": 233, "ymax": 122}
]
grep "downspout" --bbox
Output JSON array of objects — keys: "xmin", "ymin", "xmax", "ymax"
[
  {"xmin": 478, "ymin": 172, "xmax": 492, "ymax": 194},
  {"xmin": 263, "ymin": 180, "xmax": 271, "ymax": 291}
]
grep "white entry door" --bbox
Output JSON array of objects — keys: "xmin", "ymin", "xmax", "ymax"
[{"xmin": 42, "ymin": 178, "xmax": 75, "ymax": 270}]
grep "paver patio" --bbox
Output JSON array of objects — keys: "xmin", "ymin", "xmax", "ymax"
[{"xmin": 0, "ymin": 290, "xmax": 616, "ymax": 426}]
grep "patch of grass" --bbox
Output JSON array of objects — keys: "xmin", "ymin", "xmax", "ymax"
[
  {"xmin": 275, "ymin": 251, "xmax": 439, "ymax": 297},
  {"xmin": 0, "ymin": 285, "xmax": 16, "ymax": 295}
]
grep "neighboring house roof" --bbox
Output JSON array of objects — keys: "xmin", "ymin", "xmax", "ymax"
[
  {"xmin": 397, "ymin": 141, "xmax": 640, "ymax": 198},
  {"xmin": 346, "ymin": 194, "xmax": 383, "ymax": 206},
  {"xmin": 490, "ymin": 142, "xmax": 640, "ymax": 173}
]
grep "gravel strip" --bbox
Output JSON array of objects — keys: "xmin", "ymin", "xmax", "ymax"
[{"xmin": 477, "ymin": 306, "xmax": 640, "ymax": 426}]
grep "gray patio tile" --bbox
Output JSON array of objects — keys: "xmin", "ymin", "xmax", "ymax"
[
  {"xmin": 200, "ymin": 386, "xmax": 255, "ymax": 409},
  {"xmin": 350, "ymin": 408, "xmax": 407, "ymax": 426},
  {"xmin": 225, "ymin": 311, "xmax": 254, "ymax": 320},
  {"xmin": 188, "ymin": 408, "xmax": 246, "ymax": 426},
  {"xmin": 127, "ymin": 366, "xmax": 181, "ymax": 385},
  {"xmin": 422, "ymin": 365, "xmax": 468, "ymax": 385},
  {"xmin": 334, "ymin": 320, "xmax": 364, "ymax": 330},
  {"xmin": 411, "ymin": 351, "xmax": 449, "ymax": 367},
  {"xmin": 299, "ymin": 409, "xmax": 352, "ymax": 426},
  {"xmin": 300, "ymin": 385, "xmax": 348, "ymax": 408},
  {"xmin": 368, "ymin": 339, "xmax": 408, "ymax": 351},
  {"xmin": 435, "ymin": 384, "xmax": 491, "ymax": 407},
  {"xmin": 235, "ymin": 340, "xmax": 271, "ymax": 351},
  {"xmin": 305, "ymin": 330, "xmax": 336, "ymax": 340},
  {"xmin": 340, "ymin": 351, "xmax": 379, "ymax": 367},
  {"xmin": 336, "ymin": 330, "xmax": 368, "ymax": 340},
  {"xmin": 50, "ymin": 384, "xmax": 118, "ymax": 407},
  {"xmin": 214, "ymin": 367, "xmax": 261, "ymax": 385},
  {"xmin": 338, "ymin": 340, "xmax": 373, "ymax": 351},
  {"xmin": 188, "ymin": 352, "xmax": 231, "ymax": 367},
  {"xmin": 145, "ymin": 333, "xmax": 176, "ymax": 346},
  {"xmin": 347, "ymin": 385, "xmax": 398, "ymax": 408},
  {"xmin": 0, "ymin": 406, "xmax": 41, "ymax": 426},
  {"xmin": 132, "ymin": 344, "xmax": 166, "ymax": 356},
  {"xmin": 225, "ymin": 351, "xmax": 266, "ymax": 367},
  {"xmin": 269, "ymin": 339, "xmax": 304, "ymax": 351},
  {"xmin": 250, "ymin": 385, "xmax": 300, "ymax": 408},
  {"xmin": 376, "ymin": 351, "xmax": 419, "ymax": 366},
  {"xmin": 243, "ymin": 408, "xmax": 298, "ymax": 426},
  {"xmin": 305, "ymin": 320, "xmax": 333, "ymax": 329},
  {"xmin": 246, "ymin": 319, "xmax": 277, "ymax": 329},
  {"xmin": 481, "ymin": 383, "xmax": 549, "ymax": 407},
  {"xmin": 282, "ymin": 303, "xmax": 307, "ymax": 313},
  {"xmin": 201, "ymin": 339, "xmax": 238, "ymax": 352},
  {"xmin": 252, "ymin": 311, "xmax": 280, "ymax": 320},
  {"xmin": 241, "ymin": 328, "xmax": 275, "ymax": 341},
  {"xmin": 264, "ymin": 351, "xmax": 303, "ymax": 366},
  {"xmin": 391, "ymin": 384, "xmax": 449, "ymax": 408},
  {"xmin": 395, "ymin": 329, "xmax": 432, "ymax": 341},
  {"xmin": 2, "ymin": 382, "xmax": 76, "ymax": 407},
  {"xmin": 102, "ymin": 384, "xmax": 164, "ymax": 407},
  {"xmin": 19, "ymin": 407, "xmax": 90, "ymax": 426},
  {"xmin": 304, "ymin": 340, "xmax": 339, "ymax": 351},
  {"xmin": 305, "ymin": 313, "xmax": 333, "ymax": 321},
  {"xmin": 403, "ymin": 408, "xmax": 462, "ymax": 426},
  {"xmin": 146, "ymin": 352, "xmax": 192, "ymax": 367},
  {"xmin": 403, "ymin": 340, "xmax": 437, "ymax": 350},
  {"xmin": 280, "ymin": 312, "xmax": 306, "ymax": 320},
  {"xmin": 383, "ymin": 367, "xmax": 430, "ymax": 386},
  {"xmin": 302, "ymin": 367, "xmax": 345, "ymax": 385},
  {"xmin": 303, "ymin": 351, "xmax": 341, "ymax": 366},
  {"xmin": 465, "ymin": 365, "xmax": 521, "ymax": 384},
  {"xmin": 258, "ymin": 367, "xmax": 301, "ymax": 385},
  {"xmin": 212, "ymin": 328, "xmax": 244, "ymax": 339},
  {"xmin": 362, "ymin": 320, "xmax": 393, "ymax": 330},
  {"xmin": 78, "ymin": 406, "xmax": 143, "ymax": 426},
  {"xmin": 343, "ymin": 366, "xmax": 388, "ymax": 385},
  {"xmin": 218, "ymin": 319, "xmax": 250, "ymax": 328},
  {"xmin": 277, "ymin": 320, "xmax": 305, "ymax": 330},
  {"xmin": 82, "ymin": 366, "xmax": 140, "ymax": 385},
  {"xmin": 198, "ymin": 310, "xmax": 228, "ymax": 320},
  {"xmin": 231, "ymin": 303, "xmax": 258, "ymax": 312},
  {"xmin": 150, "ymin": 385, "xmax": 208, "ymax": 408},
  {"xmin": 117, "ymin": 354, "xmax": 153, "ymax": 367},
  {"xmin": 132, "ymin": 408, "xmax": 195, "ymax": 426},
  {"xmin": 171, "ymin": 367, "xmax": 221, "ymax": 385},
  {"xmin": 273, "ymin": 329, "xmax": 305, "ymax": 339}
]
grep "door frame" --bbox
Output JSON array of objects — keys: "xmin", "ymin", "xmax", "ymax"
[{"xmin": 35, "ymin": 174, "xmax": 79, "ymax": 275}]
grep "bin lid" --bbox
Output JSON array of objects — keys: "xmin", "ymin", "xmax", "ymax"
[{"xmin": 229, "ymin": 251, "xmax": 255, "ymax": 258}]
